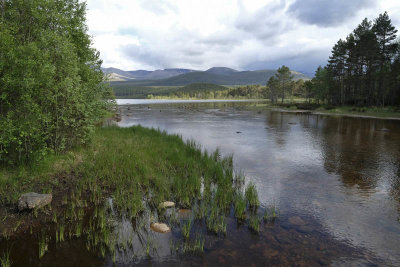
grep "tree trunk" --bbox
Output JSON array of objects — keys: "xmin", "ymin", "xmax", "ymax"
[{"xmin": 1, "ymin": 0, "xmax": 4, "ymax": 19}]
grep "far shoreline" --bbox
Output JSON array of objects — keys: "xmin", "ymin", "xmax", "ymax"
[{"xmin": 116, "ymin": 98, "xmax": 400, "ymax": 121}]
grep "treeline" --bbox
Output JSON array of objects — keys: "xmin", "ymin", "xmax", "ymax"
[
  {"xmin": 163, "ymin": 84, "xmax": 268, "ymax": 99},
  {"xmin": 112, "ymin": 85, "xmax": 179, "ymax": 98},
  {"xmin": 309, "ymin": 12, "xmax": 400, "ymax": 106},
  {"xmin": 0, "ymin": 0, "xmax": 113, "ymax": 165}
]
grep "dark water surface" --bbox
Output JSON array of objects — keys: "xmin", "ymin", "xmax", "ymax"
[
  {"xmin": 2, "ymin": 100, "xmax": 400, "ymax": 266},
  {"xmin": 116, "ymin": 100, "xmax": 400, "ymax": 266}
]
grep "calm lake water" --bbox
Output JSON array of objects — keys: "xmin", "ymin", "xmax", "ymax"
[
  {"xmin": 116, "ymin": 99, "xmax": 400, "ymax": 266},
  {"xmin": 2, "ymin": 99, "xmax": 400, "ymax": 266}
]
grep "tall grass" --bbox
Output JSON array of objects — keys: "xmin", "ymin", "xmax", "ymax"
[
  {"xmin": 0, "ymin": 248, "xmax": 11, "ymax": 267},
  {"xmin": 245, "ymin": 183, "xmax": 260, "ymax": 209},
  {"xmin": 0, "ymin": 125, "xmax": 261, "ymax": 259}
]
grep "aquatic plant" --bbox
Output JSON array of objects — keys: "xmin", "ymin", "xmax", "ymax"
[
  {"xmin": 0, "ymin": 248, "xmax": 11, "ymax": 267},
  {"xmin": 263, "ymin": 204, "xmax": 279, "ymax": 221},
  {"xmin": 234, "ymin": 192, "xmax": 246, "ymax": 222},
  {"xmin": 0, "ymin": 125, "xmax": 263, "ymax": 263},
  {"xmin": 182, "ymin": 236, "xmax": 205, "ymax": 254},
  {"xmin": 38, "ymin": 234, "xmax": 49, "ymax": 259},
  {"xmin": 195, "ymin": 202, "xmax": 207, "ymax": 219},
  {"xmin": 248, "ymin": 213, "xmax": 260, "ymax": 233},
  {"xmin": 56, "ymin": 223, "xmax": 65, "ymax": 243},
  {"xmin": 206, "ymin": 203, "xmax": 227, "ymax": 235},
  {"xmin": 245, "ymin": 183, "xmax": 260, "ymax": 209},
  {"xmin": 182, "ymin": 218, "xmax": 193, "ymax": 240}
]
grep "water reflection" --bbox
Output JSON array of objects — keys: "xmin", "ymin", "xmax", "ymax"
[{"xmin": 117, "ymin": 101, "xmax": 400, "ymax": 265}]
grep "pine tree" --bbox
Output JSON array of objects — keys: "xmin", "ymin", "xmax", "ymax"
[
  {"xmin": 373, "ymin": 12, "xmax": 398, "ymax": 106},
  {"xmin": 275, "ymin": 65, "xmax": 293, "ymax": 103}
]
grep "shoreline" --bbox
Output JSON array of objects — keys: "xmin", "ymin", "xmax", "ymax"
[
  {"xmin": 116, "ymin": 98, "xmax": 263, "ymax": 105},
  {"xmin": 115, "ymin": 98, "xmax": 400, "ymax": 121},
  {"xmin": 270, "ymin": 108, "xmax": 400, "ymax": 121}
]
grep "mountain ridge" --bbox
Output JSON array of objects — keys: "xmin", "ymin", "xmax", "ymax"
[{"xmin": 103, "ymin": 67, "xmax": 310, "ymax": 85}]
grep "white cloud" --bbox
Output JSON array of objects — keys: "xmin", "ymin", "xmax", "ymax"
[{"xmin": 85, "ymin": 0, "xmax": 400, "ymax": 72}]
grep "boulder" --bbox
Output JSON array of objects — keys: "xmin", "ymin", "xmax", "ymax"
[
  {"xmin": 159, "ymin": 201, "xmax": 175, "ymax": 209},
  {"xmin": 150, "ymin": 222, "xmax": 171, "ymax": 233},
  {"xmin": 288, "ymin": 216, "xmax": 305, "ymax": 226},
  {"xmin": 18, "ymin": 192, "xmax": 52, "ymax": 211}
]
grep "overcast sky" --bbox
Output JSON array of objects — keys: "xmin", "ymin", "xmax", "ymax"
[{"xmin": 86, "ymin": 0, "xmax": 400, "ymax": 73}]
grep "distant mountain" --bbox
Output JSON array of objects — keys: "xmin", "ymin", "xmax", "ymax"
[
  {"xmin": 102, "ymin": 67, "xmax": 136, "ymax": 81},
  {"xmin": 205, "ymin": 67, "xmax": 238, "ymax": 76},
  {"xmin": 148, "ymin": 69, "xmax": 308, "ymax": 86},
  {"xmin": 102, "ymin": 67, "xmax": 195, "ymax": 81},
  {"xmin": 104, "ymin": 67, "xmax": 310, "ymax": 85}
]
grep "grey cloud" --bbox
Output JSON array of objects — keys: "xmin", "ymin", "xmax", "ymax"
[
  {"xmin": 288, "ymin": 0, "xmax": 376, "ymax": 27},
  {"xmin": 121, "ymin": 39, "xmax": 207, "ymax": 69},
  {"xmin": 106, "ymin": 1, "xmax": 355, "ymax": 72},
  {"xmin": 243, "ymin": 49, "xmax": 330, "ymax": 73},
  {"xmin": 121, "ymin": 44, "xmax": 170, "ymax": 68},
  {"xmin": 201, "ymin": 33, "xmax": 242, "ymax": 47},
  {"xmin": 235, "ymin": 1, "xmax": 291, "ymax": 42}
]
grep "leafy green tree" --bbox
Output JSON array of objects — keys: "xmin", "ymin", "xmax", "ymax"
[
  {"xmin": 275, "ymin": 65, "xmax": 294, "ymax": 103},
  {"xmin": 0, "ymin": 0, "xmax": 114, "ymax": 165},
  {"xmin": 266, "ymin": 76, "xmax": 278, "ymax": 103},
  {"xmin": 304, "ymin": 80, "xmax": 314, "ymax": 103}
]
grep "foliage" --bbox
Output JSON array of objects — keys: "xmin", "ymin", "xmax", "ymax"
[
  {"xmin": 173, "ymin": 83, "xmax": 228, "ymax": 98},
  {"xmin": 0, "ymin": 0, "xmax": 114, "ymax": 165},
  {"xmin": 111, "ymin": 83, "xmax": 272, "ymax": 99},
  {"xmin": 266, "ymin": 66, "xmax": 295, "ymax": 103},
  {"xmin": 309, "ymin": 12, "xmax": 399, "ymax": 106},
  {"xmin": 110, "ymin": 84, "xmax": 180, "ymax": 99}
]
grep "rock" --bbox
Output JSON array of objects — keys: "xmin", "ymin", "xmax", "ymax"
[
  {"xmin": 18, "ymin": 192, "xmax": 52, "ymax": 211},
  {"xmin": 288, "ymin": 216, "xmax": 305, "ymax": 226},
  {"xmin": 159, "ymin": 201, "xmax": 175, "ymax": 209},
  {"xmin": 178, "ymin": 209, "xmax": 192, "ymax": 219},
  {"xmin": 150, "ymin": 222, "xmax": 171, "ymax": 233},
  {"xmin": 263, "ymin": 247, "xmax": 279, "ymax": 258}
]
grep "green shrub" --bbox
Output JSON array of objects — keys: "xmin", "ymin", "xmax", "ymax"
[{"xmin": 0, "ymin": 0, "xmax": 114, "ymax": 165}]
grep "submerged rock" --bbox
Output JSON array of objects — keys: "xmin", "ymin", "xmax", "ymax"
[
  {"xmin": 159, "ymin": 201, "xmax": 175, "ymax": 209},
  {"xmin": 178, "ymin": 209, "xmax": 192, "ymax": 219},
  {"xmin": 150, "ymin": 222, "xmax": 171, "ymax": 233},
  {"xmin": 18, "ymin": 192, "xmax": 52, "ymax": 211},
  {"xmin": 288, "ymin": 216, "xmax": 305, "ymax": 226}
]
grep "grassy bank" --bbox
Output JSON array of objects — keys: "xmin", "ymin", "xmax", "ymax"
[
  {"xmin": 249, "ymin": 101, "xmax": 400, "ymax": 119},
  {"xmin": 313, "ymin": 105, "xmax": 400, "ymax": 119},
  {"xmin": 0, "ymin": 126, "xmax": 261, "ymax": 262}
]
